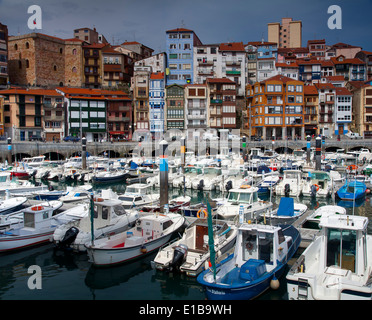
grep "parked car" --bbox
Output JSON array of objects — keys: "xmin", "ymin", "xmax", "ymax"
[
  {"xmin": 345, "ymin": 132, "xmax": 362, "ymax": 139},
  {"xmin": 29, "ymin": 135, "xmax": 43, "ymax": 141},
  {"xmin": 63, "ymin": 136, "xmax": 80, "ymax": 142}
]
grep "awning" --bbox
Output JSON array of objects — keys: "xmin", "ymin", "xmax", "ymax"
[{"xmin": 109, "ymin": 131, "xmax": 125, "ymax": 135}]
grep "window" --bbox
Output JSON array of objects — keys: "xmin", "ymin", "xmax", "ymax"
[
  {"xmin": 267, "ymin": 85, "xmax": 274, "ymax": 92},
  {"xmin": 288, "ymin": 96, "xmax": 295, "ymax": 103},
  {"xmin": 184, "ymin": 43, "xmax": 191, "ymax": 50},
  {"xmin": 275, "ymin": 85, "xmax": 282, "ymax": 92},
  {"xmin": 25, "ymin": 42, "xmax": 29, "ymax": 49},
  {"xmin": 287, "ymin": 85, "xmax": 295, "ymax": 92},
  {"xmin": 72, "ymin": 48, "xmax": 77, "ymax": 55},
  {"xmin": 169, "ymin": 54, "xmax": 178, "ymax": 59},
  {"xmin": 169, "ymin": 44, "xmax": 177, "ymax": 49},
  {"xmin": 296, "ymin": 85, "xmax": 303, "ymax": 92},
  {"xmin": 72, "ymin": 67, "xmax": 77, "ymax": 73}
]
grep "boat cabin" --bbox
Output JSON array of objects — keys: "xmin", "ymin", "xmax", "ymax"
[
  {"xmin": 124, "ymin": 183, "xmax": 153, "ymax": 196},
  {"xmin": 23, "ymin": 205, "xmax": 54, "ymax": 230},
  {"xmin": 227, "ymin": 186, "xmax": 259, "ymax": 204},
  {"xmin": 318, "ymin": 215, "xmax": 369, "ymax": 275},
  {"xmin": 91, "ymin": 199, "xmax": 129, "ymax": 229},
  {"xmin": 236, "ymin": 223, "xmax": 290, "ymax": 272}
]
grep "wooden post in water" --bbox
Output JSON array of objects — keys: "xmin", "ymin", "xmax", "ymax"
[
  {"xmin": 159, "ymin": 140, "xmax": 169, "ymax": 213},
  {"xmin": 7, "ymin": 137, "xmax": 12, "ymax": 165},
  {"xmin": 82, "ymin": 137, "xmax": 87, "ymax": 170},
  {"xmin": 306, "ymin": 135, "xmax": 311, "ymax": 165},
  {"xmin": 315, "ymin": 136, "xmax": 321, "ymax": 170}
]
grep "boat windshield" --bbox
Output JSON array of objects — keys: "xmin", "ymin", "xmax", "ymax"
[
  {"xmin": 326, "ymin": 228, "xmax": 357, "ymax": 272},
  {"xmin": 118, "ymin": 196, "xmax": 135, "ymax": 202},
  {"xmin": 242, "ymin": 230, "xmax": 274, "ymax": 263},
  {"xmin": 310, "ymin": 172, "xmax": 330, "ymax": 181},
  {"xmin": 113, "ymin": 205, "xmax": 127, "ymax": 216},
  {"xmin": 228, "ymin": 191, "xmax": 257, "ymax": 203},
  {"xmin": 0, "ymin": 175, "xmax": 8, "ymax": 183},
  {"xmin": 285, "ymin": 172, "xmax": 298, "ymax": 179},
  {"xmin": 185, "ymin": 167, "xmax": 202, "ymax": 174}
]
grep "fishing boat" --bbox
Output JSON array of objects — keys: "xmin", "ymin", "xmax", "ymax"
[
  {"xmin": 256, "ymin": 175, "xmax": 280, "ymax": 193},
  {"xmin": 0, "ymin": 196, "xmax": 28, "ymax": 215},
  {"xmin": 91, "ymin": 169, "xmax": 129, "ymax": 184},
  {"xmin": 53, "ymin": 197, "xmax": 139, "ymax": 252},
  {"xmin": 301, "ymin": 205, "xmax": 346, "ymax": 230},
  {"xmin": 274, "ymin": 170, "xmax": 303, "ymax": 197},
  {"xmin": 216, "ymin": 185, "xmax": 272, "ymax": 221},
  {"xmin": 152, "ymin": 219, "xmax": 237, "ymax": 277},
  {"xmin": 336, "ymin": 180, "xmax": 367, "ymax": 201},
  {"xmin": 85, "ymin": 212, "xmax": 185, "ymax": 267},
  {"xmin": 58, "ymin": 184, "xmax": 93, "ymax": 203},
  {"xmin": 191, "ymin": 167, "xmax": 223, "ymax": 191},
  {"xmin": 197, "ymin": 222, "xmax": 301, "ymax": 300},
  {"xmin": 286, "ymin": 214, "xmax": 372, "ymax": 300},
  {"xmin": 117, "ymin": 183, "xmax": 160, "ymax": 209},
  {"xmin": 260, "ymin": 197, "xmax": 307, "ymax": 226},
  {"xmin": 32, "ymin": 186, "xmax": 67, "ymax": 201},
  {"xmin": 302, "ymin": 170, "xmax": 333, "ymax": 198},
  {"xmin": 179, "ymin": 202, "xmax": 218, "ymax": 218},
  {"xmin": 0, "ymin": 202, "xmax": 67, "ymax": 252},
  {"xmin": 0, "ymin": 200, "xmax": 63, "ymax": 231}
]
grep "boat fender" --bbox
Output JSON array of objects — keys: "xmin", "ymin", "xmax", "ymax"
[
  {"xmin": 270, "ymin": 276, "xmax": 280, "ymax": 290},
  {"xmin": 197, "ymin": 208, "xmax": 208, "ymax": 219},
  {"xmin": 140, "ymin": 246, "xmax": 147, "ymax": 253}
]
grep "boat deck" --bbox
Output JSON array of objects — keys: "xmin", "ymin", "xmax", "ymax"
[{"xmin": 292, "ymin": 209, "xmax": 320, "ymax": 248}]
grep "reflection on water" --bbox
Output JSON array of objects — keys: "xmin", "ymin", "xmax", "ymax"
[{"xmin": 0, "ymin": 183, "xmax": 371, "ymax": 300}]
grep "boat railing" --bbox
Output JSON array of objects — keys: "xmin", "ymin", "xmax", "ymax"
[{"xmin": 288, "ymin": 253, "xmax": 306, "ymax": 276}]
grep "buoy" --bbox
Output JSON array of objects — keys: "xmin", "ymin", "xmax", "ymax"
[
  {"xmin": 366, "ymin": 189, "xmax": 371, "ymax": 194},
  {"xmin": 270, "ymin": 276, "xmax": 280, "ymax": 290}
]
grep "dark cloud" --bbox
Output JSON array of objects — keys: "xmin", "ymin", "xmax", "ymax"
[{"xmin": 1, "ymin": 0, "xmax": 371, "ymax": 52}]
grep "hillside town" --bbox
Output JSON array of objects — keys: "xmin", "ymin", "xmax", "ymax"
[{"xmin": 0, "ymin": 17, "xmax": 371, "ymax": 142}]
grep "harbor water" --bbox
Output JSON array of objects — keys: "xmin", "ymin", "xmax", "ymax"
[{"xmin": 0, "ymin": 182, "xmax": 371, "ymax": 301}]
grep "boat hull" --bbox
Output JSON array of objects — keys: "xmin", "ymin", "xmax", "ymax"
[{"xmin": 0, "ymin": 231, "xmax": 53, "ymax": 252}]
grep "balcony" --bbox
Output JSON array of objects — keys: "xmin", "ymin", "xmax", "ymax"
[
  {"xmin": 210, "ymin": 99, "xmax": 223, "ymax": 104},
  {"xmin": 225, "ymin": 61, "xmax": 241, "ymax": 66},
  {"xmin": 187, "ymin": 114, "xmax": 206, "ymax": 120}
]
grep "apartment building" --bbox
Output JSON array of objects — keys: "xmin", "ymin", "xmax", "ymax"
[
  {"xmin": 331, "ymin": 55, "xmax": 366, "ymax": 82},
  {"xmin": 120, "ymin": 41, "xmax": 154, "ymax": 62},
  {"xmin": 0, "ymin": 22, "xmax": 8, "ymax": 88},
  {"xmin": 276, "ymin": 62, "xmax": 299, "ymax": 80},
  {"xmin": 268, "ymin": 17, "xmax": 302, "ymax": 48},
  {"xmin": 355, "ymin": 51, "xmax": 372, "ymax": 81},
  {"xmin": 184, "ymin": 84, "xmax": 208, "ymax": 129},
  {"xmin": 334, "ymin": 87, "xmax": 352, "ymax": 136},
  {"xmin": 0, "ymin": 88, "xmax": 63, "ymax": 141},
  {"xmin": 165, "ymin": 84, "xmax": 185, "ymax": 130},
  {"xmin": 102, "ymin": 47, "xmax": 133, "ymax": 88},
  {"xmin": 134, "ymin": 52, "xmax": 167, "ymax": 74},
  {"xmin": 132, "ymin": 66, "xmax": 151, "ymax": 131},
  {"xmin": 193, "ymin": 44, "xmax": 219, "ymax": 84},
  {"xmin": 165, "ymin": 28, "xmax": 203, "ymax": 85},
  {"xmin": 314, "ymin": 82, "xmax": 336, "ymax": 138},
  {"xmin": 56, "ymin": 87, "xmax": 107, "ymax": 142},
  {"xmin": 348, "ymin": 81, "xmax": 372, "ymax": 138},
  {"xmin": 246, "ymin": 75, "xmax": 305, "ymax": 140},
  {"xmin": 245, "ymin": 43, "xmax": 257, "ymax": 84},
  {"xmin": 207, "ymin": 78, "xmax": 237, "ymax": 130},
  {"xmin": 43, "ymin": 92, "xmax": 65, "ymax": 141},
  {"xmin": 149, "ymin": 72, "xmax": 165, "ymax": 134},
  {"xmin": 297, "ymin": 59, "xmax": 322, "ymax": 83},
  {"xmin": 307, "ymin": 39, "xmax": 326, "ymax": 60},
  {"xmin": 83, "ymin": 42, "xmax": 108, "ymax": 88},
  {"xmin": 304, "ymin": 85, "xmax": 319, "ymax": 136}
]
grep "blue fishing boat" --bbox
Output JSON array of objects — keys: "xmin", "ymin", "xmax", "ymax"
[
  {"xmin": 197, "ymin": 222, "xmax": 301, "ymax": 300},
  {"xmin": 336, "ymin": 180, "xmax": 367, "ymax": 201}
]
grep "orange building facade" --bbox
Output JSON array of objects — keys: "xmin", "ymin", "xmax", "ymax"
[{"xmin": 246, "ymin": 75, "xmax": 305, "ymax": 140}]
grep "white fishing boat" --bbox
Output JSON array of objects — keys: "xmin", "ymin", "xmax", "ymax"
[
  {"xmin": 301, "ymin": 205, "xmax": 346, "ymax": 230},
  {"xmin": 191, "ymin": 167, "xmax": 223, "ymax": 191},
  {"xmin": 216, "ymin": 168, "xmax": 246, "ymax": 192},
  {"xmin": 0, "ymin": 196, "xmax": 28, "ymax": 215},
  {"xmin": 275, "ymin": 170, "xmax": 304, "ymax": 197},
  {"xmin": 216, "ymin": 185, "xmax": 273, "ymax": 221},
  {"xmin": 152, "ymin": 219, "xmax": 238, "ymax": 277},
  {"xmin": 0, "ymin": 172, "xmax": 46, "ymax": 196},
  {"xmin": 0, "ymin": 202, "xmax": 66, "ymax": 252},
  {"xmin": 58, "ymin": 184, "xmax": 93, "ymax": 203},
  {"xmin": 85, "ymin": 212, "xmax": 185, "ymax": 267},
  {"xmin": 22, "ymin": 155, "xmax": 46, "ymax": 167},
  {"xmin": 287, "ymin": 214, "xmax": 372, "ymax": 300},
  {"xmin": 302, "ymin": 170, "xmax": 332, "ymax": 198},
  {"xmin": 53, "ymin": 196, "xmax": 139, "ymax": 252},
  {"xmin": 172, "ymin": 166, "xmax": 203, "ymax": 189},
  {"xmin": 118, "ymin": 183, "xmax": 159, "ymax": 209},
  {"xmin": 260, "ymin": 197, "xmax": 307, "ymax": 225},
  {"xmin": 0, "ymin": 200, "xmax": 63, "ymax": 231}
]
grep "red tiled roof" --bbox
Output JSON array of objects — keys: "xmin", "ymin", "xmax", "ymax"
[
  {"xmin": 325, "ymin": 75, "xmax": 345, "ymax": 81},
  {"xmin": 264, "ymin": 74, "xmax": 300, "ymax": 83},
  {"xmin": 150, "ymin": 72, "xmax": 164, "ymax": 80},
  {"xmin": 297, "ymin": 59, "xmax": 322, "ymax": 65},
  {"xmin": 276, "ymin": 62, "xmax": 298, "ymax": 68},
  {"xmin": 83, "ymin": 42, "xmax": 107, "ymax": 49},
  {"xmin": 332, "ymin": 42, "xmax": 361, "ymax": 49},
  {"xmin": 314, "ymin": 82, "xmax": 336, "ymax": 90},
  {"xmin": 321, "ymin": 60, "xmax": 334, "ymax": 67},
  {"xmin": 206, "ymin": 78, "xmax": 236, "ymax": 84},
  {"xmin": 304, "ymin": 85, "xmax": 318, "ymax": 95},
  {"xmin": 0, "ymin": 88, "xmax": 62, "ymax": 96},
  {"xmin": 331, "ymin": 56, "xmax": 365, "ymax": 65},
  {"xmin": 335, "ymin": 87, "xmax": 352, "ymax": 96},
  {"xmin": 166, "ymin": 28, "xmax": 193, "ymax": 33},
  {"xmin": 247, "ymin": 41, "xmax": 277, "ymax": 46},
  {"xmin": 219, "ymin": 42, "xmax": 245, "ymax": 51}
]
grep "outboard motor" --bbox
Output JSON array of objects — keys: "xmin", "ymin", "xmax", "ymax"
[
  {"xmin": 30, "ymin": 169, "xmax": 37, "ymax": 177},
  {"xmin": 225, "ymin": 180, "xmax": 233, "ymax": 192},
  {"xmin": 310, "ymin": 184, "xmax": 317, "ymax": 198},
  {"xmin": 58, "ymin": 227, "xmax": 79, "ymax": 248},
  {"xmin": 197, "ymin": 179, "xmax": 204, "ymax": 191},
  {"xmin": 169, "ymin": 244, "xmax": 188, "ymax": 271},
  {"xmin": 284, "ymin": 183, "xmax": 291, "ymax": 197}
]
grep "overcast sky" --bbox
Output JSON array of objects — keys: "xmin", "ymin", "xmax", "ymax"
[{"xmin": 1, "ymin": 0, "xmax": 371, "ymax": 53}]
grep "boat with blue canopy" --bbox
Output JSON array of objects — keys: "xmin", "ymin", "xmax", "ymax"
[{"xmin": 336, "ymin": 180, "xmax": 366, "ymax": 201}]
